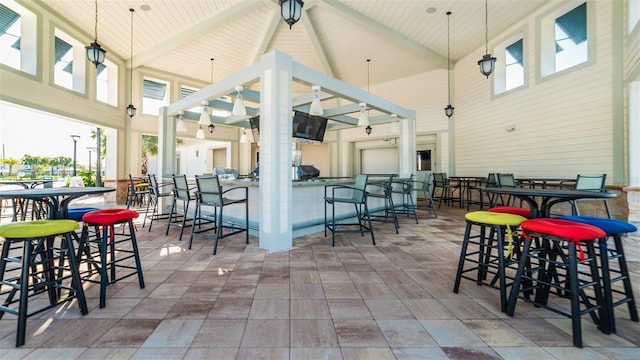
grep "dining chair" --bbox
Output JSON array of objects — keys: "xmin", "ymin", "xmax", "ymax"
[
  {"xmin": 144, "ymin": 174, "xmax": 173, "ymax": 231},
  {"xmin": 165, "ymin": 174, "xmax": 195, "ymax": 241},
  {"xmin": 324, "ymin": 174, "xmax": 375, "ymax": 246},
  {"xmin": 432, "ymin": 172, "xmax": 461, "ymax": 208},
  {"xmin": 496, "ymin": 173, "xmax": 518, "ymax": 206},
  {"xmin": 570, "ymin": 174, "xmax": 612, "ymax": 218},
  {"xmin": 126, "ymin": 174, "xmax": 150, "ymax": 209},
  {"xmin": 188, "ymin": 175, "xmax": 249, "ymax": 255}
]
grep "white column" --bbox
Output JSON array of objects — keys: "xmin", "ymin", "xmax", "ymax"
[{"xmin": 258, "ymin": 51, "xmax": 294, "ymax": 252}]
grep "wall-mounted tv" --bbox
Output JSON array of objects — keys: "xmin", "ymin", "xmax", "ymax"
[
  {"xmin": 249, "ymin": 115, "xmax": 260, "ymax": 143},
  {"xmin": 292, "ymin": 111, "xmax": 328, "ymax": 143}
]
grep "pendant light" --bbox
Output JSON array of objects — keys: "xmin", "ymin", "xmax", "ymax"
[
  {"xmin": 86, "ymin": 0, "xmax": 106, "ymax": 68},
  {"xmin": 232, "ymin": 85, "xmax": 247, "ymax": 116},
  {"xmin": 358, "ymin": 59, "xmax": 371, "ymax": 130},
  {"xmin": 196, "ymin": 126, "xmax": 205, "ymax": 139},
  {"xmin": 478, "ymin": 0, "xmax": 497, "ymax": 78},
  {"xmin": 280, "ymin": 0, "xmax": 304, "ymax": 29},
  {"xmin": 126, "ymin": 8, "xmax": 136, "ymax": 118},
  {"xmin": 444, "ymin": 11, "xmax": 455, "ymax": 118},
  {"xmin": 390, "ymin": 114, "xmax": 399, "ymax": 134},
  {"xmin": 198, "ymin": 100, "xmax": 210, "ymax": 125},
  {"xmin": 240, "ymin": 130, "xmax": 248, "ymax": 143},
  {"xmin": 309, "ymin": 85, "xmax": 323, "ymax": 115},
  {"xmin": 176, "ymin": 111, "xmax": 187, "ymax": 132}
]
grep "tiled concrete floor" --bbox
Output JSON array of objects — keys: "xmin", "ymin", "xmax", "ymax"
[{"xmin": 0, "ymin": 202, "xmax": 638, "ymax": 359}]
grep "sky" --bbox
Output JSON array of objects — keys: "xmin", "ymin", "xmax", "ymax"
[{"xmin": 0, "ymin": 101, "xmax": 99, "ymax": 167}]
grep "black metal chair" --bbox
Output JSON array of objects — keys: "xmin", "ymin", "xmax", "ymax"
[
  {"xmin": 126, "ymin": 174, "xmax": 150, "ymax": 209},
  {"xmin": 390, "ymin": 174, "xmax": 419, "ymax": 223},
  {"xmin": 165, "ymin": 174, "xmax": 195, "ymax": 241},
  {"xmin": 412, "ymin": 172, "xmax": 437, "ymax": 218},
  {"xmin": 188, "ymin": 175, "xmax": 249, "ymax": 255},
  {"xmin": 324, "ymin": 174, "xmax": 375, "ymax": 246},
  {"xmin": 568, "ymin": 174, "xmax": 612, "ymax": 218},
  {"xmin": 144, "ymin": 174, "xmax": 173, "ymax": 231},
  {"xmin": 432, "ymin": 172, "xmax": 461, "ymax": 208}
]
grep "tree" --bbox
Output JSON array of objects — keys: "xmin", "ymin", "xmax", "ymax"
[
  {"xmin": 21, "ymin": 154, "xmax": 41, "ymax": 178},
  {"xmin": 0, "ymin": 157, "xmax": 19, "ymax": 175},
  {"xmin": 89, "ymin": 128, "xmax": 107, "ymax": 160}
]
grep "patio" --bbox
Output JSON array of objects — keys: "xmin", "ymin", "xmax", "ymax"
[{"xmin": 0, "ymin": 201, "xmax": 638, "ymax": 359}]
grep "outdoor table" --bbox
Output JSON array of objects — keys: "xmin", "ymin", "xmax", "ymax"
[
  {"xmin": 1, "ymin": 180, "xmax": 56, "ymax": 221},
  {"xmin": 0, "ymin": 187, "xmax": 115, "ymax": 220},
  {"xmin": 449, "ymin": 176, "xmax": 485, "ymax": 209},
  {"xmin": 482, "ymin": 187, "xmax": 616, "ymax": 218},
  {"xmin": 516, "ymin": 178, "xmax": 575, "ymax": 189}
]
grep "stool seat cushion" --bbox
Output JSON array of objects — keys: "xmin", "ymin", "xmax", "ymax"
[
  {"xmin": 558, "ymin": 216, "xmax": 637, "ymax": 236},
  {"xmin": 82, "ymin": 208, "xmax": 139, "ymax": 225},
  {"xmin": 465, "ymin": 211, "xmax": 527, "ymax": 226},
  {"xmin": 522, "ymin": 218, "xmax": 606, "ymax": 242},
  {"xmin": 488, "ymin": 206, "xmax": 531, "ymax": 219},
  {"xmin": 67, "ymin": 207, "xmax": 101, "ymax": 221},
  {"xmin": 0, "ymin": 220, "xmax": 78, "ymax": 238}
]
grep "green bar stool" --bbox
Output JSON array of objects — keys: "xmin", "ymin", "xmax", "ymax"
[
  {"xmin": 453, "ymin": 211, "xmax": 527, "ymax": 313},
  {"xmin": 0, "ymin": 219, "xmax": 88, "ymax": 347}
]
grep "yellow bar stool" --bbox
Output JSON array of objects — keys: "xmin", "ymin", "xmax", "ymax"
[
  {"xmin": 453, "ymin": 211, "xmax": 527, "ymax": 313},
  {"xmin": 0, "ymin": 220, "xmax": 88, "ymax": 347}
]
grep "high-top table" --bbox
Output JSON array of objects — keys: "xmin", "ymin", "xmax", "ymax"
[
  {"xmin": 482, "ymin": 187, "xmax": 616, "ymax": 218},
  {"xmin": 0, "ymin": 187, "xmax": 114, "ymax": 220}
]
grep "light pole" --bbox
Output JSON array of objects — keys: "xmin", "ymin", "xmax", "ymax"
[
  {"xmin": 70, "ymin": 135, "xmax": 80, "ymax": 176},
  {"xmin": 87, "ymin": 147, "xmax": 96, "ymax": 173}
]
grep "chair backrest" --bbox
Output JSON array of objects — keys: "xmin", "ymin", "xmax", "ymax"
[
  {"xmin": 351, "ymin": 174, "xmax": 369, "ymax": 202},
  {"xmin": 575, "ymin": 174, "xmax": 606, "ymax": 191},
  {"xmin": 433, "ymin": 172, "xmax": 447, "ymax": 186},
  {"xmin": 413, "ymin": 172, "xmax": 428, "ymax": 192},
  {"xmin": 196, "ymin": 175, "xmax": 223, "ymax": 205},
  {"xmin": 148, "ymin": 174, "xmax": 159, "ymax": 196},
  {"xmin": 69, "ymin": 176, "xmax": 85, "ymax": 187},
  {"xmin": 497, "ymin": 173, "xmax": 516, "ymax": 187},
  {"xmin": 172, "ymin": 174, "xmax": 191, "ymax": 200},
  {"xmin": 486, "ymin": 173, "xmax": 498, "ymax": 187}
]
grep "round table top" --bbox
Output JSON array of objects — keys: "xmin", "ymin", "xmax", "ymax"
[{"xmin": 0, "ymin": 186, "xmax": 115, "ymax": 199}]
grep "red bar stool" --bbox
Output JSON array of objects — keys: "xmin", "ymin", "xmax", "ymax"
[
  {"xmin": 453, "ymin": 211, "xmax": 527, "ymax": 313},
  {"xmin": 488, "ymin": 206, "xmax": 531, "ymax": 219},
  {"xmin": 0, "ymin": 220, "xmax": 88, "ymax": 347},
  {"xmin": 558, "ymin": 215, "xmax": 638, "ymax": 334},
  {"xmin": 507, "ymin": 218, "xmax": 607, "ymax": 348},
  {"xmin": 78, "ymin": 209, "xmax": 145, "ymax": 308}
]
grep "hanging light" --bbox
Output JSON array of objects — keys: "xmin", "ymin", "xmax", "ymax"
[
  {"xmin": 232, "ymin": 85, "xmax": 247, "ymax": 116},
  {"xmin": 86, "ymin": 0, "xmax": 106, "ymax": 68},
  {"xmin": 390, "ymin": 114, "xmax": 399, "ymax": 134},
  {"xmin": 445, "ymin": 11, "xmax": 455, "ymax": 118},
  {"xmin": 365, "ymin": 125, "xmax": 372, "ymax": 135},
  {"xmin": 198, "ymin": 100, "xmax": 210, "ymax": 125},
  {"xmin": 126, "ymin": 8, "xmax": 136, "ymax": 118},
  {"xmin": 280, "ymin": 0, "xmax": 304, "ymax": 29},
  {"xmin": 478, "ymin": 0, "xmax": 497, "ymax": 78},
  {"xmin": 309, "ymin": 85, "xmax": 323, "ymax": 115},
  {"xmin": 196, "ymin": 126, "xmax": 205, "ymax": 139},
  {"xmin": 357, "ymin": 102, "xmax": 369, "ymax": 127},
  {"xmin": 176, "ymin": 111, "xmax": 187, "ymax": 132},
  {"xmin": 240, "ymin": 130, "xmax": 248, "ymax": 143},
  {"xmin": 208, "ymin": 124, "xmax": 215, "ymax": 134}
]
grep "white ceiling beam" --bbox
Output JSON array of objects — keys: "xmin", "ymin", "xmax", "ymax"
[
  {"xmin": 320, "ymin": 0, "xmax": 448, "ymax": 69},
  {"xmin": 131, "ymin": 1, "xmax": 264, "ymax": 68},
  {"xmin": 302, "ymin": 3, "xmax": 334, "ymax": 77}
]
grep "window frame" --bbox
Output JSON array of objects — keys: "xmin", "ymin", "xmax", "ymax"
[
  {"xmin": 52, "ymin": 27, "xmax": 86, "ymax": 94},
  {"xmin": 493, "ymin": 30, "xmax": 527, "ymax": 96},
  {"xmin": 142, "ymin": 76, "xmax": 171, "ymax": 116},
  {"xmin": 0, "ymin": 0, "xmax": 37, "ymax": 76}
]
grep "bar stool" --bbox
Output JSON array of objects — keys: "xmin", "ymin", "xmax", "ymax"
[
  {"xmin": 0, "ymin": 219, "xmax": 88, "ymax": 347},
  {"xmin": 78, "ymin": 209, "xmax": 145, "ymax": 308},
  {"xmin": 453, "ymin": 211, "xmax": 527, "ymax": 313},
  {"xmin": 507, "ymin": 218, "xmax": 607, "ymax": 348},
  {"xmin": 488, "ymin": 206, "xmax": 531, "ymax": 219},
  {"xmin": 558, "ymin": 215, "xmax": 638, "ymax": 334},
  {"xmin": 366, "ymin": 175, "xmax": 399, "ymax": 234}
]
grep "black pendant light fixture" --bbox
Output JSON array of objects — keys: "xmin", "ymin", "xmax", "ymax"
[
  {"xmin": 478, "ymin": 0, "xmax": 496, "ymax": 78},
  {"xmin": 360, "ymin": 59, "xmax": 371, "ymax": 134},
  {"xmin": 126, "ymin": 8, "xmax": 136, "ymax": 118},
  {"xmin": 280, "ymin": 0, "xmax": 304, "ymax": 29},
  {"xmin": 444, "ymin": 11, "xmax": 455, "ymax": 118},
  {"xmin": 86, "ymin": 0, "xmax": 106, "ymax": 68}
]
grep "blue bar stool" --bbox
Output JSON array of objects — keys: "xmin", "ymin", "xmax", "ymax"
[
  {"xmin": 0, "ymin": 220, "xmax": 88, "ymax": 347},
  {"xmin": 558, "ymin": 215, "xmax": 638, "ymax": 334},
  {"xmin": 507, "ymin": 218, "xmax": 607, "ymax": 348},
  {"xmin": 453, "ymin": 211, "xmax": 527, "ymax": 313},
  {"xmin": 78, "ymin": 209, "xmax": 145, "ymax": 308}
]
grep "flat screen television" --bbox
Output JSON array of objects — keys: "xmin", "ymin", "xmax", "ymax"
[
  {"xmin": 249, "ymin": 115, "xmax": 260, "ymax": 143},
  {"xmin": 292, "ymin": 111, "xmax": 328, "ymax": 143}
]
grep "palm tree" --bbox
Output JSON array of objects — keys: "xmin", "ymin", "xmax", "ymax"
[
  {"xmin": 21, "ymin": 154, "xmax": 41, "ymax": 178},
  {"xmin": 0, "ymin": 157, "xmax": 19, "ymax": 175},
  {"xmin": 140, "ymin": 135, "xmax": 184, "ymax": 175}
]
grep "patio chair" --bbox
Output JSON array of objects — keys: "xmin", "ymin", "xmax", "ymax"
[{"xmin": 324, "ymin": 174, "xmax": 375, "ymax": 246}]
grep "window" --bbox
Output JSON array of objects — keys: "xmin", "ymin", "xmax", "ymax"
[
  {"xmin": 143, "ymin": 78, "xmax": 170, "ymax": 115},
  {"xmin": 96, "ymin": 58, "xmax": 117, "ymax": 106},
  {"xmin": 630, "ymin": 0, "xmax": 640, "ymax": 35},
  {"xmin": 494, "ymin": 35, "xmax": 525, "ymax": 95},
  {"xmin": 180, "ymin": 86, "xmax": 201, "ymax": 113},
  {"xmin": 0, "ymin": 1, "xmax": 36, "ymax": 75},
  {"xmin": 53, "ymin": 28, "xmax": 86, "ymax": 93},
  {"xmin": 540, "ymin": 1, "xmax": 590, "ymax": 77}
]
